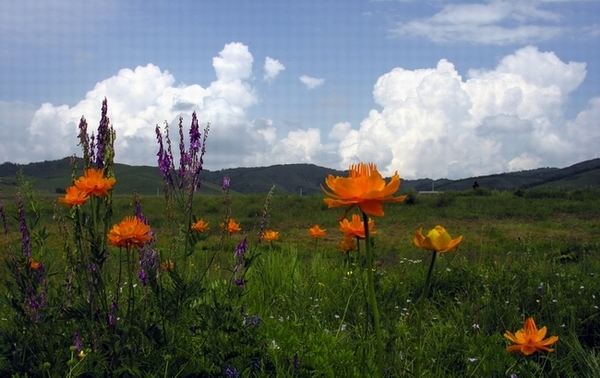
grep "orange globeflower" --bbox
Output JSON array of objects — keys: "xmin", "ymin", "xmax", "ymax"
[
  {"xmin": 107, "ymin": 216, "xmax": 152, "ymax": 248},
  {"xmin": 74, "ymin": 168, "xmax": 116, "ymax": 197},
  {"xmin": 338, "ymin": 238, "xmax": 357, "ymax": 253},
  {"xmin": 221, "ymin": 218, "xmax": 241, "ymax": 235},
  {"xmin": 29, "ymin": 257, "xmax": 41, "ymax": 270},
  {"xmin": 191, "ymin": 219, "xmax": 209, "ymax": 232},
  {"xmin": 414, "ymin": 226, "xmax": 462, "ymax": 253},
  {"xmin": 262, "ymin": 230, "xmax": 279, "ymax": 242},
  {"xmin": 308, "ymin": 225, "xmax": 327, "ymax": 238},
  {"xmin": 504, "ymin": 317, "xmax": 559, "ymax": 355},
  {"xmin": 339, "ymin": 214, "xmax": 376, "ymax": 240},
  {"xmin": 322, "ymin": 162, "xmax": 406, "ymax": 217},
  {"xmin": 58, "ymin": 186, "xmax": 90, "ymax": 207}
]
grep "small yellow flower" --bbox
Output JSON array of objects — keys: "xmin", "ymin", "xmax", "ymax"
[
  {"xmin": 308, "ymin": 225, "xmax": 327, "ymax": 238},
  {"xmin": 262, "ymin": 229, "xmax": 279, "ymax": 242},
  {"xmin": 160, "ymin": 259, "xmax": 174, "ymax": 272},
  {"xmin": 77, "ymin": 350, "xmax": 86, "ymax": 359},
  {"xmin": 191, "ymin": 219, "xmax": 209, "ymax": 232},
  {"xmin": 504, "ymin": 317, "xmax": 559, "ymax": 355},
  {"xmin": 413, "ymin": 225, "xmax": 462, "ymax": 253}
]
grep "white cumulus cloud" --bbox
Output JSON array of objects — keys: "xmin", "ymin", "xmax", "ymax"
[
  {"xmin": 2, "ymin": 43, "xmax": 599, "ymax": 182},
  {"xmin": 299, "ymin": 75, "xmax": 325, "ymax": 89},
  {"xmin": 263, "ymin": 57, "xmax": 285, "ymax": 82},
  {"xmin": 10, "ymin": 43, "xmax": 264, "ymax": 170},
  {"xmin": 335, "ymin": 46, "xmax": 597, "ymax": 179}
]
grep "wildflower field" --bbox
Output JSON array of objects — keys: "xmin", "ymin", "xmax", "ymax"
[{"xmin": 1, "ymin": 101, "xmax": 599, "ymax": 377}]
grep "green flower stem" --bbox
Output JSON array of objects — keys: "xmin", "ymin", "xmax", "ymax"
[
  {"xmin": 362, "ymin": 211, "xmax": 384, "ymax": 377},
  {"xmin": 126, "ymin": 245, "xmax": 135, "ymax": 324},
  {"xmin": 415, "ymin": 250, "xmax": 437, "ymax": 378}
]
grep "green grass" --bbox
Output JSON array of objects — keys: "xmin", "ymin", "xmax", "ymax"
[{"xmin": 1, "ymin": 187, "xmax": 600, "ymax": 376}]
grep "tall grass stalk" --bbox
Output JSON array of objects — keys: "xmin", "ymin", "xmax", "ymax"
[
  {"xmin": 415, "ymin": 250, "xmax": 437, "ymax": 377},
  {"xmin": 363, "ymin": 211, "xmax": 385, "ymax": 377}
]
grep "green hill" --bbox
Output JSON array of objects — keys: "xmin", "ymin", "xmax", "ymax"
[{"xmin": 1, "ymin": 157, "xmax": 599, "ymax": 196}]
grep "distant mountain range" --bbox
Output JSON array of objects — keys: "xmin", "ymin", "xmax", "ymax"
[{"xmin": 0, "ymin": 157, "xmax": 599, "ymax": 196}]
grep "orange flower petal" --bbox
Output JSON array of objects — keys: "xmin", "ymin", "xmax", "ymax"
[
  {"xmin": 504, "ymin": 317, "xmax": 558, "ymax": 355},
  {"xmin": 322, "ymin": 163, "xmax": 405, "ymax": 217},
  {"xmin": 108, "ymin": 216, "xmax": 152, "ymax": 248}
]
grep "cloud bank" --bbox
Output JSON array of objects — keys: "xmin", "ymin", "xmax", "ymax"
[
  {"xmin": 392, "ymin": 0, "xmax": 566, "ymax": 45},
  {"xmin": 2, "ymin": 43, "xmax": 599, "ymax": 180},
  {"xmin": 336, "ymin": 45, "xmax": 597, "ymax": 178}
]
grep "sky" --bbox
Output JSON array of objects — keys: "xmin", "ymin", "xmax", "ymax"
[{"xmin": 1, "ymin": 0, "xmax": 599, "ymax": 180}]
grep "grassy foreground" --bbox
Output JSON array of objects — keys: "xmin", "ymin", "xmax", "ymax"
[{"xmin": 1, "ymin": 185, "xmax": 599, "ymax": 377}]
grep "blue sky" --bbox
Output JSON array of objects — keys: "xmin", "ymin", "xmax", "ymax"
[{"xmin": 1, "ymin": 0, "xmax": 599, "ymax": 179}]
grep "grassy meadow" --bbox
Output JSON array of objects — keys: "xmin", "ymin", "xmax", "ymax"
[
  {"xmin": 1, "ymin": 183, "xmax": 599, "ymax": 377},
  {"xmin": 0, "ymin": 101, "xmax": 598, "ymax": 377}
]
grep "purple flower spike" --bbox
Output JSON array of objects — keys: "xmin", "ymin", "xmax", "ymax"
[
  {"xmin": 17, "ymin": 194, "xmax": 31, "ymax": 259},
  {"xmin": 225, "ymin": 365, "xmax": 239, "ymax": 378},
  {"xmin": 96, "ymin": 98, "xmax": 109, "ymax": 168},
  {"xmin": 234, "ymin": 277, "xmax": 246, "ymax": 289},
  {"xmin": 234, "ymin": 237, "xmax": 247, "ymax": 258},
  {"xmin": 138, "ymin": 268, "xmax": 149, "ymax": 287},
  {"xmin": 155, "ymin": 124, "xmax": 174, "ymax": 188},
  {"xmin": 74, "ymin": 329, "xmax": 82, "ymax": 352},
  {"xmin": 189, "ymin": 112, "xmax": 201, "ymax": 154},
  {"xmin": 222, "ymin": 175, "xmax": 230, "ymax": 191},
  {"xmin": 77, "ymin": 117, "xmax": 92, "ymax": 167}
]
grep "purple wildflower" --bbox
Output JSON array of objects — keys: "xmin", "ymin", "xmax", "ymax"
[
  {"xmin": 189, "ymin": 112, "xmax": 201, "ymax": 154},
  {"xmin": 177, "ymin": 117, "xmax": 188, "ymax": 189},
  {"xmin": 133, "ymin": 192, "xmax": 149, "ymax": 226},
  {"xmin": 25, "ymin": 279, "xmax": 46, "ymax": 323},
  {"xmin": 140, "ymin": 248, "xmax": 158, "ymax": 270},
  {"xmin": 77, "ymin": 117, "xmax": 91, "ymax": 168},
  {"xmin": 222, "ymin": 175, "xmax": 230, "ymax": 191},
  {"xmin": 17, "ymin": 194, "xmax": 31, "ymax": 259},
  {"xmin": 156, "ymin": 125, "xmax": 172, "ymax": 183},
  {"xmin": 74, "ymin": 329, "xmax": 82, "ymax": 352},
  {"xmin": 89, "ymin": 132, "xmax": 96, "ymax": 167},
  {"xmin": 225, "ymin": 365, "xmax": 239, "ymax": 378},
  {"xmin": 108, "ymin": 298, "xmax": 119, "ymax": 326},
  {"xmin": 199, "ymin": 122, "xmax": 210, "ymax": 172},
  {"xmin": 95, "ymin": 98, "xmax": 109, "ymax": 168},
  {"xmin": 253, "ymin": 315, "xmax": 261, "ymax": 327},
  {"xmin": 234, "ymin": 277, "xmax": 246, "ymax": 290},
  {"xmin": 234, "ymin": 237, "xmax": 247, "ymax": 258},
  {"xmin": 88, "ymin": 263, "xmax": 99, "ymax": 285},
  {"xmin": 138, "ymin": 269, "xmax": 149, "ymax": 287}
]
